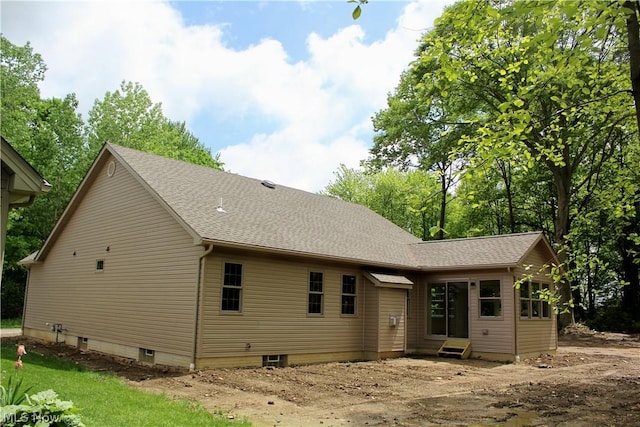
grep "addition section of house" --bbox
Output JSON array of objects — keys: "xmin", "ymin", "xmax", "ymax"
[{"xmin": 407, "ymin": 270, "xmax": 516, "ymax": 360}]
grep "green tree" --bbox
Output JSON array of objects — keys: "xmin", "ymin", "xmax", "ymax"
[
  {"xmin": 370, "ymin": 64, "xmax": 472, "ymax": 240},
  {"xmin": 85, "ymin": 81, "xmax": 223, "ymax": 169},
  {"xmin": 1, "ymin": 37, "xmax": 86, "ymax": 318},
  {"xmin": 384, "ymin": 0, "xmax": 635, "ymax": 326},
  {"xmin": 323, "ymin": 165, "xmax": 442, "ymax": 240}
]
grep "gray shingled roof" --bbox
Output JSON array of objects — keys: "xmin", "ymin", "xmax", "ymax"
[
  {"xmin": 408, "ymin": 232, "xmax": 546, "ymax": 270},
  {"xmin": 109, "ymin": 144, "xmax": 422, "ymax": 267},
  {"xmin": 104, "ymin": 145, "xmax": 554, "ymax": 271}
]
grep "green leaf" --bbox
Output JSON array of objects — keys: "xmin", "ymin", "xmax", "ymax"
[{"xmin": 352, "ymin": 5, "xmax": 361, "ymax": 20}]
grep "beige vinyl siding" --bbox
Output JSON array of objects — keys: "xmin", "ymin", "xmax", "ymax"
[
  {"xmin": 23, "ymin": 154, "xmax": 201, "ymax": 356},
  {"xmin": 377, "ymin": 287, "xmax": 406, "ymax": 352},
  {"xmin": 515, "ymin": 241, "xmax": 558, "ymax": 354},
  {"xmin": 405, "ymin": 275, "xmax": 424, "ymax": 352},
  {"xmin": 363, "ymin": 279, "xmax": 379, "ymax": 353},
  {"xmin": 468, "ymin": 273, "xmax": 515, "ymax": 354},
  {"xmin": 198, "ymin": 251, "xmax": 365, "ymax": 358},
  {"xmin": 517, "ymin": 319, "xmax": 556, "ymax": 355}
]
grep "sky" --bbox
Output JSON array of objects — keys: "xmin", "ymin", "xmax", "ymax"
[{"xmin": 1, "ymin": 0, "xmax": 455, "ymax": 193}]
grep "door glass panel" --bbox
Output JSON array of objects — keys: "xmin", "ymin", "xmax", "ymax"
[
  {"xmin": 447, "ymin": 282, "xmax": 468, "ymax": 338},
  {"xmin": 428, "ymin": 283, "xmax": 446, "ymax": 335}
]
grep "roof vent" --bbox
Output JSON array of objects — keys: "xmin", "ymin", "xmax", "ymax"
[
  {"xmin": 261, "ymin": 180, "xmax": 276, "ymax": 189},
  {"xmin": 216, "ymin": 197, "xmax": 226, "ymax": 213}
]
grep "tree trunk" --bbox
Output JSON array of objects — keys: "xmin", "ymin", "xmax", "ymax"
[
  {"xmin": 621, "ymin": 198, "xmax": 640, "ymax": 321},
  {"xmin": 625, "ymin": 1, "xmax": 640, "ymax": 131},
  {"xmin": 496, "ymin": 159, "xmax": 516, "ymax": 233},
  {"xmin": 623, "ymin": 1, "xmax": 640, "ymax": 322},
  {"xmin": 552, "ymin": 165, "xmax": 575, "ymax": 328},
  {"xmin": 436, "ymin": 165, "xmax": 447, "ymax": 240}
]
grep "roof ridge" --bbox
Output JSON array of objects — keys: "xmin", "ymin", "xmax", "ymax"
[{"xmin": 411, "ymin": 231, "xmax": 542, "ymax": 245}]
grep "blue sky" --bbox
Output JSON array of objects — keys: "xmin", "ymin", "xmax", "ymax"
[{"xmin": 1, "ymin": 0, "xmax": 454, "ymax": 192}]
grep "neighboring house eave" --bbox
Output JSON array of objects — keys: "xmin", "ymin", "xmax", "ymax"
[
  {"xmin": 18, "ymin": 251, "xmax": 40, "ymax": 267},
  {"xmin": 1, "ymin": 137, "xmax": 51, "ymax": 205}
]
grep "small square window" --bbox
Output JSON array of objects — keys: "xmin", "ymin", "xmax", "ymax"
[
  {"xmin": 139, "ymin": 348, "xmax": 155, "ymax": 363},
  {"xmin": 96, "ymin": 259, "xmax": 104, "ymax": 271}
]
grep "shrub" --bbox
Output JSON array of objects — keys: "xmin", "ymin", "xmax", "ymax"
[
  {"xmin": 585, "ymin": 305, "xmax": 640, "ymax": 333},
  {"xmin": 0, "ymin": 389, "xmax": 85, "ymax": 427}
]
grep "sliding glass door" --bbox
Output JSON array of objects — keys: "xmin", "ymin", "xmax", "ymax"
[{"xmin": 427, "ymin": 281, "xmax": 468, "ymax": 338}]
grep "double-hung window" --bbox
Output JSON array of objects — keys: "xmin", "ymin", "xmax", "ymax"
[
  {"xmin": 222, "ymin": 262, "xmax": 242, "ymax": 312},
  {"xmin": 308, "ymin": 272, "xmax": 324, "ymax": 315},
  {"xmin": 341, "ymin": 275, "xmax": 357, "ymax": 315},
  {"xmin": 479, "ymin": 280, "xmax": 502, "ymax": 317},
  {"xmin": 520, "ymin": 281, "xmax": 551, "ymax": 319}
]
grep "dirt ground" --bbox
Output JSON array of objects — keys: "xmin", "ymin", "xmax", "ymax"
[{"xmin": 3, "ymin": 326, "xmax": 640, "ymax": 427}]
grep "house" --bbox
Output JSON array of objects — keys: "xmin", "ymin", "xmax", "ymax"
[
  {"xmin": 1, "ymin": 136, "xmax": 51, "ymax": 276},
  {"xmin": 20, "ymin": 143, "xmax": 558, "ymax": 368}
]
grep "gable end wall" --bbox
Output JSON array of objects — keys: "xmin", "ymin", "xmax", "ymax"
[{"xmin": 23, "ymin": 154, "xmax": 202, "ymax": 356}]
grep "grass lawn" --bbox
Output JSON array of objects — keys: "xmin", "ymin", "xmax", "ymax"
[
  {"xmin": 0, "ymin": 318, "xmax": 22, "ymax": 328},
  {"xmin": 0, "ymin": 343, "xmax": 250, "ymax": 427}
]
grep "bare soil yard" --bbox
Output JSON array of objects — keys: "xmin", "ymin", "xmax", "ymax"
[{"xmin": 4, "ymin": 327, "xmax": 640, "ymax": 427}]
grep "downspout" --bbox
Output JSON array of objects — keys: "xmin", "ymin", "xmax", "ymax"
[
  {"xmin": 9, "ymin": 194, "xmax": 38, "ymax": 209},
  {"xmin": 191, "ymin": 243, "xmax": 214, "ymax": 371},
  {"xmin": 21, "ymin": 267, "xmax": 31, "ymax": 331}
]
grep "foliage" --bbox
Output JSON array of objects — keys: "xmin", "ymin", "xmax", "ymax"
[
  {"xmin": 369, "ymin": 0, "xmax": 638, "ymax": 327},
  {"xmin": 348, "ymin": 0, "xmax": 368, "ymax": 20},
  {"xmin": 0, "ymin": 344, "xmax": 249, "ymax": 427},
  {"xmin": 0, "ymin": 318, "xmax": 23, "ymax": 329},
  {"xmin": 322, "ymin": 165, "xmax": 442, "ymax": 240},
  {"xmin": 0, "ymin": 375, "xmax": 33, "ymax": 406},
  {"xmin": 585, "ymin": 304, "xmax": 640, "ymax": 333},
  {"xmin": 85, "ymin": 80, "xmax": 223, "ymax": 170},
  {"xmin": 0, "ymin": 389, "xmax": 85, "ymax": 427}
]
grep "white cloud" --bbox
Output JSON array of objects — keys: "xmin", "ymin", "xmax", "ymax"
[{"xmin": 1, "ymin": 0, "xmax": 453, "ymax": 193}]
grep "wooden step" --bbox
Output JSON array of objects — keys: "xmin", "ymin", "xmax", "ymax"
[{"xmin": 438, "ymin": 340, "xmax": 471, "ymax": 359}]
